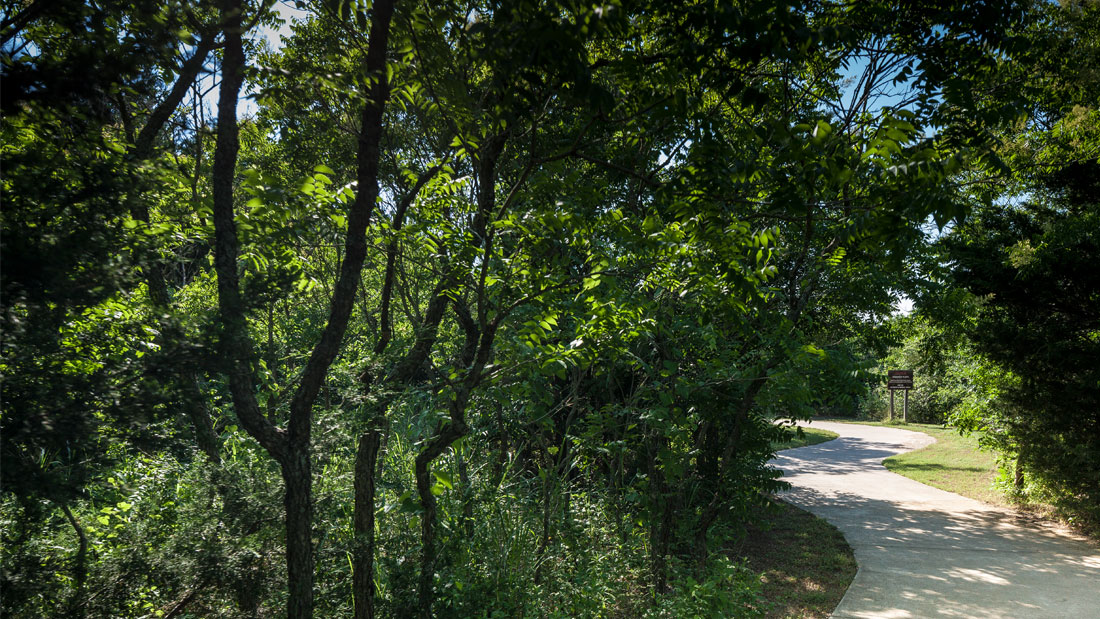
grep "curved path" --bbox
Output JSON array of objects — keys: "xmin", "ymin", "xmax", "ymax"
[{"xmin": 772, "ymin": 421, "xmax": 1100, "ymax": 618}]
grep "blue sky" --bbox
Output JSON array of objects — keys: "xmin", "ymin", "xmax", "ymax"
[{"xmin": 198, "ymin": 1, "xmax": 305, "ymax": 119}]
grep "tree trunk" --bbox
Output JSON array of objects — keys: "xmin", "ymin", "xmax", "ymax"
[
  {"xmin": 534, "ymin": 447, "xmax": 553, "ymax": 585},
  {"xmin": 355, "ymin": 283, "xmax": 452, "ymax": 619},
  {"xmin": 414, "ymin": 454, "xmax": 438, "ymax": 619},
  {"xmin": 1015, "ymin": 451, "xmax": 1025, "ymax": 491},
  {"xmin": 353, "ymin": 429, "xmax": 381, "ymax": 619},
  {"xmin": 414, "ymin": 400, "xmax": 470, "ymax": 619},
  {"xmin": 131, "ymin": 33, "xmax": 217, "ymax": 161},
  {"xmin": 59, "ymin": 502, "xmax": 87, "ymax": 619},
  {"xmin": 207, "ymin": 1, "xmax": 399, "ymax": 617},
  {"xmin": 183, "ymin": 371, "xmax": 221, "ymax": 462},
  {"xmin": 455, "ymin": 444, "xmax": 474, "ymax": 538},
  {"xmin": 694, "ymin": 505, "xmax": 718, "ymax": 573},
  {"xmin": 690, "ymin": 392, "xmax": 752, "ymax": 570},
  {"xmin": 646, "ymin": 434, "xmax": 672, "ymax": 595},
  {"xmin": 210, "ymin": 1, "xmax": 318, "ymax": 616},
  {"xmin": 283, "ymin": 454, "xmax": 314, "ymax": 619}
]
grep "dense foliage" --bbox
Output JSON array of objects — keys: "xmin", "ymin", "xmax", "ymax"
[
  {"xmin": 867, "ymin": 0, "xmax": 1100, "ymax": 529},
  {"xmin": 4, "ymin": 0, "xmax": 1094, "ymax": 617}
]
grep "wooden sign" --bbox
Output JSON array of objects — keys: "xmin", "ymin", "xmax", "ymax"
[{"xmin": 888, "ymin": 370, "xmax": 913, "ymax": 390}]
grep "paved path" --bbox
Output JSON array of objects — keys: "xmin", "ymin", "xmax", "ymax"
[{"xmin": 772, "ymin": 421, "xmax": 1100, "ymax": 619}]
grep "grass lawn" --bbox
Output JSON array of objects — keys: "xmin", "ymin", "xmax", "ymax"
[
  {"xmin": 734, "ymin": 426, "xmax": 855, "ymax": 618},
  {"xmin": 830, "ymin": 420, "xmax": 1008, "ymax": 507},
  {"xmin": 740, "ymin": 499, "xmax": 857, "ymax": 619},
  {"xmin": 771, "ymin": 425, "xmax": 840, "ymax": 451}
]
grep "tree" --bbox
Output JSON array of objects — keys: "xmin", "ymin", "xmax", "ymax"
[
  {"xmin": 1, "ymin": 2, "xmax": 229, "ymax": 613},
  {"xmin": 939, "ymin": 0, "xmax": 1100, "ymax": 523},
  {"xmin": 2, "ymin": 0, "xmax": 1063, "ymax": 616}
]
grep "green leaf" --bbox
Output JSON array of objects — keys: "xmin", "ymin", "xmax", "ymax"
[{"xmin": 433, "ymin": 471, "xmax": 454, "ymax": 489}]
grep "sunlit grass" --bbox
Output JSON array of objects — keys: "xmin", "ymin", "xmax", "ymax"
[{"xmin": 771, "ymin": 426, "xmax": 840, "ymax": 451}]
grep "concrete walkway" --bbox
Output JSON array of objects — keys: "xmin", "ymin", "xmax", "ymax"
[{"xmin": 771, "ymin": 421, "xmax": 1100, "ymax": 619}]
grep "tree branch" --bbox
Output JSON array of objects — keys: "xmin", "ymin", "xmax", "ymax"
[{"xmin": 287, "ymin": 0, "xmax": 396, "ymax": 443}]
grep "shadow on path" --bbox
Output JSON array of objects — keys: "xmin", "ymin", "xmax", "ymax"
[{"xmin": 771, "ymin": 422, "xmax": 1100, "ymax": 619}]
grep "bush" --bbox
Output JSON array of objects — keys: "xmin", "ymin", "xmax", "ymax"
[{"xmin": 644, "ymin": 556, "xmax": 764, "ymax": 619}]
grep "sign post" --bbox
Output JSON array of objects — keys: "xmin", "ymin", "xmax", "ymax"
[{"xmin": 887, "ymin": 370, "xmax": 914, "ymax": 422}]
